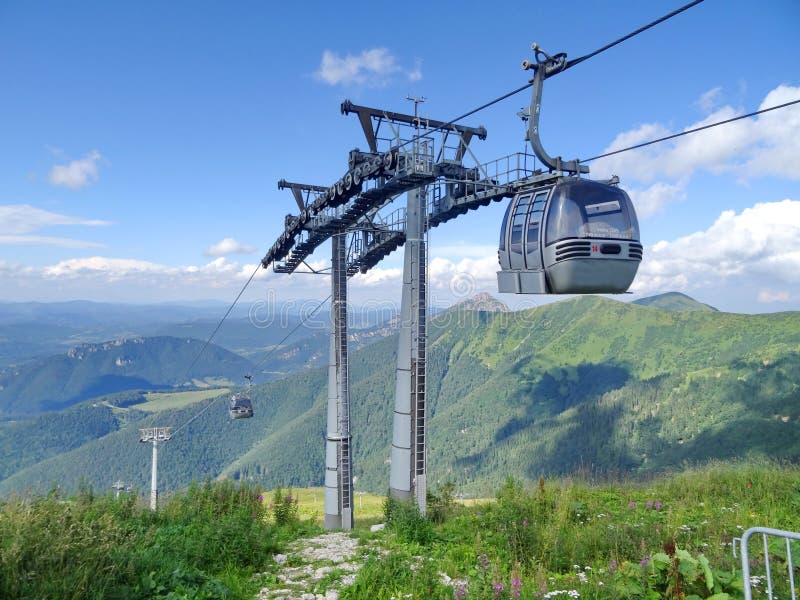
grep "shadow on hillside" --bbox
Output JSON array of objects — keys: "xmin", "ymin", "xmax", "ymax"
[
  {"xmin": 647, "ymin": 417, "xmax": 800, "ymax": 472},
  {"xmin": 51, "ymin": 375, "xmax": 159, "ymax": 412},
  {"xmin": 531, "ymin": 398, "xmax": 641, "ymax": 479},
  {"xmin": 453, "ymin": 362, "xmax": 635, "ymax": 475},
  {"xmin": 496, "ymin": 362, "xmax": 631, "ymax": 444}
]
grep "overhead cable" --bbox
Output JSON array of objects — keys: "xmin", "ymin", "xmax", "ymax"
[
  {"xmin": 178, "ymin": 262, "xmax": 262, "ymax": 384},
  {"xmin": 565, "ymin": 0, "xmax": 705, "ymax": 70},
  {"xmin": 251, "ymin": 294, "xmax": 332, "ymax": 372},
  {"xmin": 393, "ymin": 0, "xmax": 706, "ymax": 151},
  {"xmin": 171, "ymin": 292, "xmax": 333, "ymax": 437},
  {"xmin": 582, "ymin": 98, "xmax": 800, "ymax": 163}
]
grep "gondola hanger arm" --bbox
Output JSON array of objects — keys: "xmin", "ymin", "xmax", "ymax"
[{"xmin": 522, "ymin": 43, "xmax": 589, "ymax": 176}]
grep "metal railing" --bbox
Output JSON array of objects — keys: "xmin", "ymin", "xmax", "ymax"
[{"xmin": 734, "ymin": 526, "xmax": 800, "ymax": 600}]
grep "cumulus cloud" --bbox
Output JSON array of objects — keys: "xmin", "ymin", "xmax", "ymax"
[
  {"xmin": 757, "ymin": 289, "xmax": 792, "ymax": 303},
  {"xmin": 205, "ymin": 237, "xmax": 256, "ymax": 257},
  {"xmin": 593, "ymin": 85, "xmax": 800, "ymax": 214},
  {"xmin": 0, "ymin": 204, "xmax": 111, "ymax": 247},
  {"xmin": 314, "ymin": 48, "xmax": 421, "ymax": 87},
  {"xmin": 48, "ymin": 150, "xmax": 102, "ymax": 189},
  {"xmin": 695, "ymin": 86, "xmax": 722, "ymax": 113},
  {"xmin": 626, "ymin": 180, "xmax": 688, "ymax": 219},
  {"xmin": 633, "ymin": 199, "xmax": 800, "ymax": 295}
]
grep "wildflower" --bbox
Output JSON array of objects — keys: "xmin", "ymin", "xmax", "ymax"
[
  {"xmin": 257, "ymin": 494, "xmax": 263, "ymax": 502},
  {"xmin": 609, "ymin": 559, "xmax": 617, "ymax": 572},
  {"xmin": 478, "ymin": 553, "xmax": 491, "ymax": 569},
  {"xmin": 654, "ymin": 501, "xmax": 662, "ymax": 510},
  {"xmin": 577, "ymin": 572, "xmax": 588, "ymax": 584},
  {"xmin": 493, "ymin": 582, "xmax": 505, "ymax": 597},
  {"xmin": 453, "ymin": 585, "xmax": 467, "ymax": 600},
  {"xmin": 640, "ymin": 556, "xmax": 650, "ymax": 568},
  {"xmin": 511, "ymin": 576, "xmax": 522, "ymax": 599},
  {"xmin": 646, "ymin": 500, "xmax": 653, "ymax": 509},
  {"xmin": 522, "ymin": 519, "xmax": 528, "ymax": 527},
  {"xmin": 628, "ymin": 501, "xmax": 636, "ymax": 509}
]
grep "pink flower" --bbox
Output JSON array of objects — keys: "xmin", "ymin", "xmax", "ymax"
[
  {"xmin": 511, "ymin": 576, "xmax": 522, "ymax": 599},
  {"xmin": 628, "ymin": 501, "xmax": 636, "ymax": 509}
]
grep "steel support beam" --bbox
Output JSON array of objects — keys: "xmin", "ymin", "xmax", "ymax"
[
  {"xmin": 150, "ymin": 439, "xmax": 158, "ymax": 511},
  {"xmin": 390, "ymin": 187, "xmax": 427, "ymax": 514},
  {"xmin": 324, "ymin": 234, "xmax": 353, "ymax": 530}
]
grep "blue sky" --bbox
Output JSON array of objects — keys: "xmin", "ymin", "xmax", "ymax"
[{"xmin": 1, "ymin": 0, "xmax": 799, "ymax": 313}]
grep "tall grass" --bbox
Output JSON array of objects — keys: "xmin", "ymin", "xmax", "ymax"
[
  {"xmin": 353, "ymin": 460, "xmax": 800, "ymax": 599},
  {"xmin": 0, "ymin": 480, "xmax": 318, "ymax": 599}
]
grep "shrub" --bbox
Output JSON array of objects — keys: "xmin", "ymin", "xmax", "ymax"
[{"xmin": 383, "ymin": 494, "xmax": 435, "ymax": 546}]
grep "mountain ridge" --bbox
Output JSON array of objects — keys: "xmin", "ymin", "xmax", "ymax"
[{"xmin": 1, "ymin": 293, "xmax": 797, "ymax": 496}]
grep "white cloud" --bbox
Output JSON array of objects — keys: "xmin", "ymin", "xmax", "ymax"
[
  {"xmin": 205, "ymin": 237, "xmax": 256, "ymax": 257},
  {"xmin": 0, "ymin": 235, "xmax": 104, "ymax": 248},
  {"xmin": 48, "ymin": 150, "xmax": 102, "ymax": 189},
  {"xmin": 0, "ymin": 204, "xmax": 111, "ymax": 247},
  {"xmin": 593, "ymin": 85, "xmax": 800, "ymax": 187},
  {"xmin": 633, "ymin": 199, "xmax": 800, "ymax": 296},
  {"xmin": 695, "ymin": 86, "xmax": 722, "ymax": 113},
  {"xmin": 314, "ymin": 48, "xmax": 422, "ymax": 87},
  {"xmin": 39, "ymin": 256, "xmax": 274, "ymax": 296},
  {"xmin": 757, "ymin": 289, "xmax": 792, "ymax": 303},
  {"xmin": 627, "ymin": 180, "xmax": 688, "ymax": 219},
  {"xmin": 407, "ymin": 59, "xmax": 423, "ymax": 82}
]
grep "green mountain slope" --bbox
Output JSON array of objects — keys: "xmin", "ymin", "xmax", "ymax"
[
  {"xmin": 1, "ymin": 296, "xmax": 798, "ymax": 497},
  {"xmin": 217, "ymin": 297, "xmax": 800, "ymax": 493},
  {"xmin": 0, "ymin": 336, "xmax": 253, "ymax": 418}
]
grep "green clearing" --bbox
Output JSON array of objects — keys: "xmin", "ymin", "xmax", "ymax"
[{"xmin": 140, "ymin": 388, "xmax": 230, "ymax": 412}]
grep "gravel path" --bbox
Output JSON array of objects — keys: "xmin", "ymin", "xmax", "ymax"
[{"xmin": 255, "ymin": 531, "xmax": 374, "ymax": 600}]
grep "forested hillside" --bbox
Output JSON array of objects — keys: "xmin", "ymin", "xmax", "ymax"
[
  {"xmin": 1, "ymin": 295, "xmax": 798, "ymax": 497},
  {"xmin": 0, "ymin": 336, "xmax": 253, "ymax": 417}
]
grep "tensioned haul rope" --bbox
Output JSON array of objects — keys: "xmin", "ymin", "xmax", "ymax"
[
  {"xmin": 581, "ymin": 98, "xmax": 800, "ymax": 163},
  {"xmin": 171, "ymin": 292, "xmax": 333, "ymax": 436},
  {"xmin": 392, "ymin": 0, "xmax": 706, "ymax": 152}
]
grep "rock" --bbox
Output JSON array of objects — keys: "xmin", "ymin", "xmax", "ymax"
[
  {"xmin": 274, "ymin": 553, "xmax": 288, "ymax": 565},
  {"xmin": 370, "ymin": 523, "xmax": 385, "ymax": 532}
]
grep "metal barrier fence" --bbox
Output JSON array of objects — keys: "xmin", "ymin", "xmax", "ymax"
[{"xmin": 734, "ymin": 526, "xmax": 800, "ymax": 600}]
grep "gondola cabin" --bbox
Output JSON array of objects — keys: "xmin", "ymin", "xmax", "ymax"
[
  {"xmin": 228, "ymin": 391, "xmax": 254, "ymax": 419},
  {"xmin": 498, "ymin": 177, "xmax": 642, "ymax": 294}
]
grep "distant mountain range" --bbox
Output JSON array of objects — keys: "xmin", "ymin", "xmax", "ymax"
[
  {"xmin": 0, "ymin": 336, "xmax": 253, "ymax": 418},
  {"xmin": 0, "ymin": 292, "xmax": 797, "ymax": 497}
]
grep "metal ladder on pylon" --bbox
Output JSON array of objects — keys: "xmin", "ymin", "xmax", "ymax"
[
  {"xmin": 413, "ymin": 236, "xmax": 427, "ymax": 511},
  {"xmin": 333, "ymin": 235, "xmax": 352, "ymax": 525}
]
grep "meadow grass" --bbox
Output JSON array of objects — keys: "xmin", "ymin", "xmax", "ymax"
[
  {"xmin": 0, "ymin": 479, "xmax": 318, "ymax": 600},
  {"xmin": 140, "ymin": 389, "xmax": 230, "ymax": 412},
  {"xmin": 1, "ymin": 462, "xmax": 797, "ymax": 599},
  {"xmin": 345, "ymin": 460, "xmax": 800, "ymax": 599}
]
